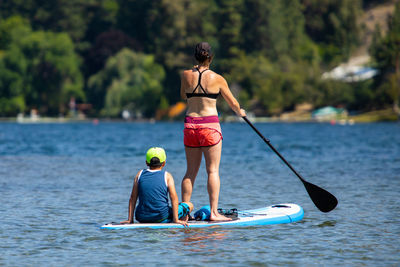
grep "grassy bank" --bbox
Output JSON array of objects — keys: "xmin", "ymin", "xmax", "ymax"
[{"xmin": 350, "ymin": 108, "xmax": 399, "ymax": 122}]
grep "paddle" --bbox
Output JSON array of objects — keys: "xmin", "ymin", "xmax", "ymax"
[{"xmin": 242, "ymin": 116, "xmax": 338, "ymax": 213}]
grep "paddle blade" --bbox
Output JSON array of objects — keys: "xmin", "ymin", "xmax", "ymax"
[{"xmin": 302, "ymin": 180, "xmax": 338, "ymax": 212}]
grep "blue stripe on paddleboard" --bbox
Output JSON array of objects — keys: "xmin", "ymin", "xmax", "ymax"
[{"xmin": 288, "ymin": 206, "xmax": 304, "ymax": 223}]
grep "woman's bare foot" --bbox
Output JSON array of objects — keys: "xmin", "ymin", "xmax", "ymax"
[{"xmin": 209, "ymin": 212, "xmax": 232, "ymax": 221}]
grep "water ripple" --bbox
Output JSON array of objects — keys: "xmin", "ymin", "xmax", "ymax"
[{"xmin": 0, "ymin": 122, "xmax": 399, "ymax": 265}]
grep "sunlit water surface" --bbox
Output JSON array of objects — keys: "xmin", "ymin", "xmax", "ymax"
[{"xmin": 0, "ymin": 121, "xmax": 399, "ymax": 266}]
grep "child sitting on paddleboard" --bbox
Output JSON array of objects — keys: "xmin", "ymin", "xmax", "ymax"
[{"xmin": 120, "ymin": 147, "xmax": 193, "ymax": 226}]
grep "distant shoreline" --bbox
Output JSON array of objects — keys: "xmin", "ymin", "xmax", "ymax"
[{"xmin": 1, "ymin": 109, "xmax": 398, "ymax": 124}]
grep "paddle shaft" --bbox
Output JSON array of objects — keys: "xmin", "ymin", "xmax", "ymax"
[
  {"xmin": 242, "ymin": 116, "xmax": 306, "ymax": 183},
  {"xmin": 242, "ymin": 116, "xmax": 338, "ymax": 212}
]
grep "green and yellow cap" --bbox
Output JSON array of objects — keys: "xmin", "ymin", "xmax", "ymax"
[{"xmin": 146, "ymin": 147, "xmax": 166, "ymax": 164}]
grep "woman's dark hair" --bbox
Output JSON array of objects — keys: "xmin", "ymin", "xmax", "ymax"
[{"xmin": 195, "ymin": 42, "xmax": 212, "ymax": 62}]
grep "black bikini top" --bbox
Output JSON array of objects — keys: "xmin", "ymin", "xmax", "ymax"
[{"xmin": 186, "ymin": 68, "xmax": 219, "ymax": 99}]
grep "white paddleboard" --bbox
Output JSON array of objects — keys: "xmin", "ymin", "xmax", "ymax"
[{"xmin": 100, "ymin": 203, "xmax": 304, "ymax": 229}]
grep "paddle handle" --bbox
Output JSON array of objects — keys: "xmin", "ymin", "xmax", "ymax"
[{"xmin": 242, "ymin": 116, "xmax": 306, "ymax": 183}]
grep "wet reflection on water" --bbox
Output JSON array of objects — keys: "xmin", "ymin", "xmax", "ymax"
[{"xmin": 180, "ymin": 228, "xmax": 229, "ymax": 251}]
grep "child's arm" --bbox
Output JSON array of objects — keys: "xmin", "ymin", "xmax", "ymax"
[
  {"xmin": 166, "ymin": 172, "xmax": 188, "ymax": 227},
  {"xmin": 120, "ymin": 171, "xmax": 140, "ymax": 224}
]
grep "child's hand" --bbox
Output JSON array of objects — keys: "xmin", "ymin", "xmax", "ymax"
[
  {"xmin": 120, "ymin": 220, "xmax": 133, "ymax": 224},
  {"xmin": 175, "ymin": 219, "xmax": 189, "ymax": 227}
]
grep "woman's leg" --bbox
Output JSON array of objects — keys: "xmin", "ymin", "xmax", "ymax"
[
  {"xmin": 202, "ymin": 141, "xmax": 230, "ymax": 221},
  {"xmin": 181, "ymin": 146, "xmax": 202, "ymax": 202}
]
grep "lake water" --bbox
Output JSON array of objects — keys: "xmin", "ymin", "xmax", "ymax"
[{"xmin": 0, "ymin": 121, "xmax": 399, "ymax": 266}]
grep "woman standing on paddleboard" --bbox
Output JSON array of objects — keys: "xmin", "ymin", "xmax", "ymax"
[{"xmin": 180, "ymin": 42, "xmax": 246, "ymax": 221}]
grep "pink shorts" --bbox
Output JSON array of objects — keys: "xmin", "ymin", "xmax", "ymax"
[{"xmin": 183, "ymin": 116, "xmax": 223, "ymax": 147}]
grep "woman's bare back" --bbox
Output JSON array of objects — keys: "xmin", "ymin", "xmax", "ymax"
[{"xmin": 181, "ymin": 67, "xmax": 223, "ymax": 117}]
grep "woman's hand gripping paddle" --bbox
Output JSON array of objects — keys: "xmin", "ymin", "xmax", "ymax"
[{"xmin": 242, "ymin": 116, "xmax": 338, "ymax": 213}]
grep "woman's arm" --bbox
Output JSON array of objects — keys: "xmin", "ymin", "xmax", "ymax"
[
  {"xmin": 180, "ymin": 71, "xmax": 188, "ymax": 100},
  {"xmin": 219, "ymin": 76, "xmax": 246, "ymax": 117},
  {"xmin": 120, "ymin": 171, "xmax": 140, "ymax": 224}
]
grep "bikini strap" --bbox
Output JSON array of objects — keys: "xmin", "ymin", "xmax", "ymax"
[{"xmin": 191, "ymin": 68, "xmax": 209, "ymax": 94}]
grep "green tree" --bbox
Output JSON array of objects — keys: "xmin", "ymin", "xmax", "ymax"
[
  {"xmin": 225, "ymin": 53, "xmax": 317, "ymax": 115},
  {"xmin": 0, "ymin": 16, "xmax": 30, "ymax": 115},
  {"xmin": 220, "ymin": 0, "xmax": 320, "ymax": 115},
  {"xmin": 0, "ymin": 16, "xmax": 84, "ymax": 116},
  {"xmin": 301, "ymin": 0, "xmax": 362, "ymax": 64},
  {"xmin": 242, "ymin": 0, "xmax": 318, "ymax": 64},
  {"xmin": 371, "ymin": 1, "xmax": 400, "ymax": 112},
  {"xmin": 0, "ymin": 0, "xmax": 118, "ymax": 51},
  {"xmin": 0, "ymin": 49, "xmax": 27, "ymax": 116},
  {"xmin": 216, "ymin": 0, "xmax": 244, "ymax": 62},
  {"xmin": 315, "ymin": 79, "xmax": 354, "ymax": 107},
  {"xmin": 117, "ymin": 0, "xmax": 218, "ymax": 104},
  {"xmin": 84, "ymin": 29, "xmax": 141, "ymax": 77},
  {"xmin": 24, "ymin": 31, "xmax": 84, "ymax": 114},
  {"xmin": 88, "ymin": 48, "xmax": 165, "ymax": 118}
]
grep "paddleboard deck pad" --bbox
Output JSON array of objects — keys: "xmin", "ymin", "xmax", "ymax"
[{"xmin": 100, "ymin": 203, "xmax": 304, "ymax": 229}]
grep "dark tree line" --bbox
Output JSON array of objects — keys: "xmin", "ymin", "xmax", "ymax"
[{"xmin": 0, "ymin": 0, "xmax": 398, "ymax": 117}]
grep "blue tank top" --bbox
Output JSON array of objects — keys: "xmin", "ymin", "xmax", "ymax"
[{"xmin": 135, "ymin": 169, "xmax": 170, "ymax": 223}]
